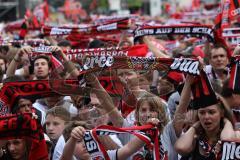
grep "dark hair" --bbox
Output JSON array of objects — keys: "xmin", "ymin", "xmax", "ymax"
[
  {"xmin": 58, "ymin": 40, "xmax": 71, "ymax": 47},
  {"xmin": 12, "ymin": 97, "xmax": 35, "ymax": 114},
  {"xmin": 210, "ymin": 43, "xmax": 229, "ymax": 58},
  {"xmin": 88, "ymin": 39, "xmax": 105, "ymax": 48},
  {"xmin": 0, "ymin": 55, "xmax": 8, "ymax": 64},
  {"xmin": 5, "ymin": 139, "xmax": 30, "ymax": 160},
  {"xmin": 0, "ymin": 46, "xmax": 9, "ymax": 54},
  {"xmin": 33, "ymin": 55, "xmax": 52, "ymax": 68}
]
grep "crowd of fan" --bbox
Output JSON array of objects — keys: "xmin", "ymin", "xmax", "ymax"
[{"xmin": 0, "ymin": 2, "xmax": 240, "ymax": 160}]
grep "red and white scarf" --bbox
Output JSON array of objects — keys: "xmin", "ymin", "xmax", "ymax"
[
  {"xmin": 42, "ymin": 18, "xmax": 131, "ymax": 36},
  {"xmin": 0, "ymin": 39, "xmax": 49, "ymax": 47},
  {"xmin": 84, "ymin": 124, "xmax": 167, "ymax": 160}
]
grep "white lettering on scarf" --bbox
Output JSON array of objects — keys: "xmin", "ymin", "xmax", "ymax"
[
  {"xmin": 81, "ymin": 56, "xmax": 114, "ymax": 71},
  {"xmin": 33, "ymin": 46, "xmax": 53, "ymax": 53},
  {"xmin": 155, "ymin": 28, "xmax": 172, "ymax": 34},
  {"xmin": 170, "ymin": 58, "xmax": 200, "ymax": 75},
  {"xmin": 97, "ymin": 23, "xmax": 117, "ymax": 31},
  {"xmin": 192, "ymin": 27, "xmax": 213, "ymax": 35},
  {"xmin": 129, "ymin": 57, "xmax": 155, "ymax": 70},
  {"xmin": 50, "ymin": 27, "xmax": 72, "ymax": 35},
  {"xmin": 231, "ymin": 8, "xmax": 240, "ymax": 16},
  {"xmin": 174, "ymin": 27, "xmax": 191, "ymax": 33},
  {"xmin": 135, "ymin": 29, "xmax": 154, "ymax": 37},
  {"xmin": 221, "ymin": 141, "xmax": 240, "ymax": 160}
]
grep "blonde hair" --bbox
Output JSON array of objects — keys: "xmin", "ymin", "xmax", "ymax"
[
  {"xmin": 46, "ymin": 106, "xmax": 71, "ymax": 123},
  {"xmin": 135, "ymin": 93, "xmax": 169, "ymax": 132}
]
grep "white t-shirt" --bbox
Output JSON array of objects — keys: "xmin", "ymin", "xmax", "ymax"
[
  {"xmin": 53, "ymin": 135, "xmax": 79, "ymax": 160},
  {"xmin": 53, "ymin": 135, "xmax": 65, "ymax": 160}
]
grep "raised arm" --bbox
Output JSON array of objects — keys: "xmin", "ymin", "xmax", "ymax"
[
  {"xmin": 117, "ymin": 136, "xmax": 145, "ymax": 160},
  {"xmin": 61, "ymin": 126, "xmax": 147, "ymax": 160},
  {"xmin": 6, "ymin": 46, "xmax": 31, "ymax": 78},
  {"xmin": 143, "ymin": 36, "xmax": 170, "ymax": 58},
  {"xmin": 51, "ymin": 46, "xmax": 79, "ymax": 78},
  {"xmin": 172, "ymin": 74, "xmax": 194, "ymax": 137},
  {"xmin": 86, "ymin": 74, "xmax": 124, "ymax": 127},
  {"xmin": 174, "ymin": 121, "xmax": 199, "ymax": 155},
  {"xmin": 60, "ymin": 126, "xmax": 85, "ymax": 160}
]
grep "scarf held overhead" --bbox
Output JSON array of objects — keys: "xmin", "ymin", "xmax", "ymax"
[
  {"xmin": 73, "ymin": 57, "xmax": 200, "ymax": 76},
  {"xmin": 42, "ymin": 18, "xmax": 131, "ymax": 36},
  {"xmin": 134, "ymin": 25, "xmax": 214, "ymax": 42},
  {"xmin": 29, "ymin": 44, "xmax": 148, "ymax": 59},
  {"xmin": 0, "ymin": 80, "xmax": 88, "ymax": 115}
]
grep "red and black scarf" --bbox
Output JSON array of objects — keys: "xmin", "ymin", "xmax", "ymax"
[
  {"xmin": 0, "ymin": 80, "xmax": 56, "ymax": 114},
  {"xmin": 0, "ymin": 80, "xmax": 87, "ymax": 115},
  {"xmin": 42, "ymin": 18, "xmax": 131, "ymax": 36},
  {"xmin": 134, "ymin": 25, "xmax": 214, "ymax": 42}
]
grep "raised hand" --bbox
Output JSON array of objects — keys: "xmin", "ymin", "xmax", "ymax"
[
  {"xmin": 71, "ymin": 126, "xmax": 86, "ymax": 141},
  {"xmin": 14, "ymin": 46, "xmax": 33, "ymax": 62}
]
